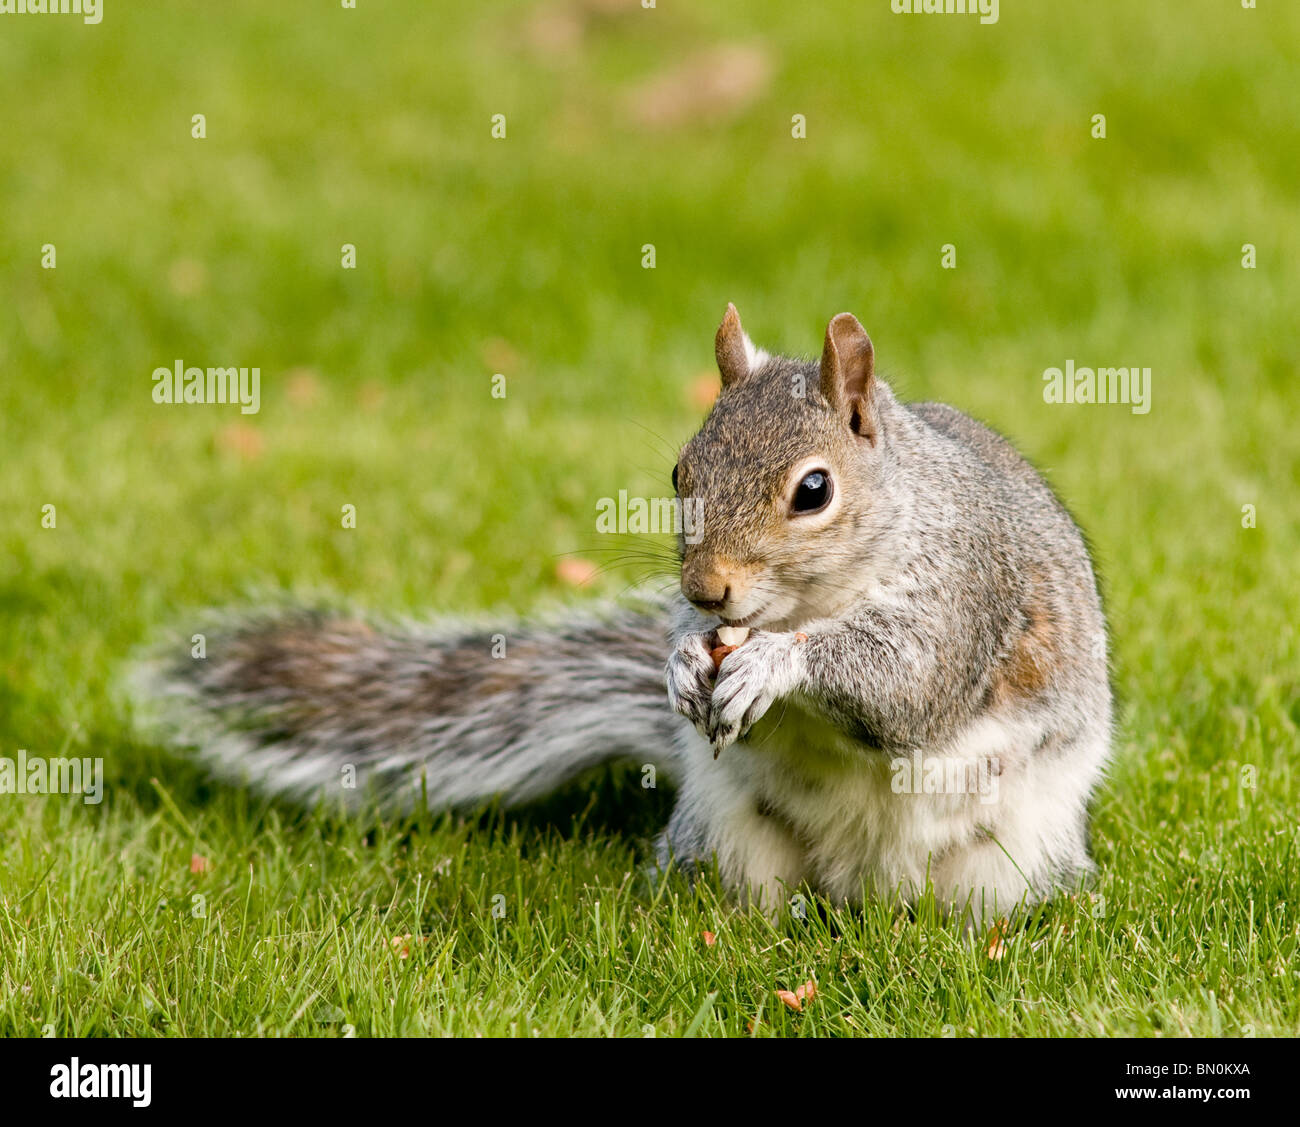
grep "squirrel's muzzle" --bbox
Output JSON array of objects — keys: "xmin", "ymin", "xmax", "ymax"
[{"xmin": 680, "ymin": 558, "xmax": 753, "ymax": 616}]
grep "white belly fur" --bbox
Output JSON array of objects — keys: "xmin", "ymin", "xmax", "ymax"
[{"xmin": 674, "ymin": 697, "xmax": 1107, "ymax": 923}]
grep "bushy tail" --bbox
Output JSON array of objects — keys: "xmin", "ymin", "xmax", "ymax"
[{"xmin": 125, "ymin": 599, "xmax": 680, "ymax": 812}]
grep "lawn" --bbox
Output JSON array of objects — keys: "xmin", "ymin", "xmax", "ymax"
[{"xmin": 1, "ymin": 0, "xmax": 1297, "ymax": 1036}]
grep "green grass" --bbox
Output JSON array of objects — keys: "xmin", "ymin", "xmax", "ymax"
[{"xmin": 1, "ymin": 0, "xmax": 1298, "ymax": 1036}]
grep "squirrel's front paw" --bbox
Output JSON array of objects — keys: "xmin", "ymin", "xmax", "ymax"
[
  {"xmin": 707, "ymin": 631, "xmax": 804, "ymax": 755},
  {"xmin": 665, "ymin": 631, "xmax": 716, "ymax": 735}
]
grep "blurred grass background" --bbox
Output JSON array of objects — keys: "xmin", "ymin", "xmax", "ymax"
[{"xmin": 0, "ymin": 0, "xmax": 1297, "ymax": 1036}]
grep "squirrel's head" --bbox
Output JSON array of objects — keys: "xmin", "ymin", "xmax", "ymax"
[{"xmin": 674, "ymin": 304, "xmax": 889, "ymax": 631}]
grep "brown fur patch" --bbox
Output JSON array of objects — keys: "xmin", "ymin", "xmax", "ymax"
[
  {"xmin": 228, "ymin": 625, "xmax": 366, "ymax": 694},
  {"xmin": 219, "ymin": 623, "xmax": 557, "ymax": 735},
  {"xmin": 430, "ymin": 641, "xmax": 550, "ymax": 706},
  {"xmin": 988, "ymin": 599, "xmax": 1058, "ymax": 706}
]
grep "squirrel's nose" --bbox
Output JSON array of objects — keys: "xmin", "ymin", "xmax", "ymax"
[
  {"xmin": 685, "ymin": 584, "xmax": 730, "ymax": 614},
  {"xmin": 681, "ymin": 564, "xmax": 736, "ymax": 613}
]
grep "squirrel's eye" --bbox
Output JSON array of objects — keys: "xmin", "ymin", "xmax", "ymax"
[
  {"xmin": 671, "ymin": 464, "xmax": 679, "ymax": 492},
  {"xmin": 791, "ymin": 470, "xmax": 832, "ymax": 515}
]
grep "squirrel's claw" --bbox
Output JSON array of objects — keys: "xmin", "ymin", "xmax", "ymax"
[
  {"xmin": 706, "ymin": 631, "xmax": 799, "ymax": 753},
  {"xmin": 666, "ymin": 631, "xmax": 716, "ymax": 736}
]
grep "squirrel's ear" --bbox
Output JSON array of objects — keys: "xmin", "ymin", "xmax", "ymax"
[
  {"xmin": 819, "ymin": 312, "xmax": 877, "ymax": 443},
  {"xmin": 715, "ymin": 302, "xmax": 762, "ymax": 388}
]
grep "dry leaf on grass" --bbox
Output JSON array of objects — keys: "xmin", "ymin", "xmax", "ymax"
[
  {"xmin": 481, "ymin": 337, "xmax": 521, "ymax": 374},
  {"xmin": 525, "ymin": 0, "xmax": 634, "ymax": 59},
  {"xmin": 986, "ymin": 918, "xmax": 1011, "ymax": 960},
  {"xmin": 390, "ymin": 934, "xmax": 429, "ymax": 959},
  {"xmin": 687, "ymin": 371, "xmax": 721, "ymax": 409},
  {"xmin": 556, "ymin": 558, "xmax": 599, "ymax": 587},
  {"xmin": 526, "ymin": 6, "xmax": 584, "ymax": 56},
  {"xmin": 775, "ymin": 979, "xmax": 817, "ymax": 1011},
  {"xmin": 775, "ymin": 989, "xmax": 801, "ymax": 1011},
  {"xmin": 214, "ymin": 422, "xmax": 263, "ymax": 461},
  {"xmin": 285, "ymin": 367, "xmax": 321, "ymax": 407},
  {"xmin": 625, "ymin": 45, "xmax": 771, "ymax": 131}
]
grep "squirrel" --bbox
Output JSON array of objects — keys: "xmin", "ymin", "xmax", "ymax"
[{"xmin": 128, "ymin": 305, "xmax": 1112, "ymax": 925}]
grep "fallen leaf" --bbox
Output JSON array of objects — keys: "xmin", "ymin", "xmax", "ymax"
[
  {"xmin": 701, "ymin": 931, "xmax": 716, "ymax": 947},
  {"xmin": 214, "ymin": 422, "xmax": 264, "ymax": 461},
  {"xmin": 775, "ymin": 989, "xmax": 802, "ymax": 1012},
  {"xmin": 687, "ymin": 371, "xmax": 721, "ymax": 409},
  {"xmin": 986, "ymin": 918, "xmax": 1011, "ymax": 960},
  {"xmin": 526, "ymin": 5, "xmax": 584, "ymax": 56},
  {"xmin": 189, "ymin": 853, "xmax": 210, "ymax": 874},
  {"xmin": 285, "ymin": 367, "xmax": 321, "ymax": 407},
  {"xmin": 482, "ymin": 338, "xmax": 521, "ymax": 374},
  {"xmin": 389, "ymin": 933, "xmax": 428, "ymax": 959},
  {"xmin": 556, "ymin": 558, "xmax": 598, "ymax": 587},
  {"xmin": 626, "ymin": 45, "xmax": 771, "ymax": 131}
]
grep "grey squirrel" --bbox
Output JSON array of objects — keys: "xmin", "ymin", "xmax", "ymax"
[{"xmin": 129, "ymin": 305, "xmax": 1112, "ymax": 925}]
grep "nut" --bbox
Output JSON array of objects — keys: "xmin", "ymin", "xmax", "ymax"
[{"xmin": 709, "ymin": 644, "xmax": 738, "ymax": 672}]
